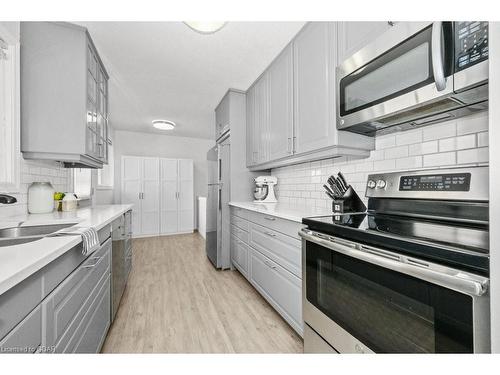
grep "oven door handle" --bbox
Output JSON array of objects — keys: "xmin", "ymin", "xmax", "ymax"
[
  {"xmin": 431, "ymin": 21, "xmax": 447, "ymax": 92},
  {"xmin": 299, "ymin": 228, "xmax": 489, "ymax": 297}
]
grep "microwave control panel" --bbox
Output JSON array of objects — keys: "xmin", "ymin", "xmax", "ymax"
[
  {"xmin": 455, "ymin": 21, "xmax": 488, "ymax": 72},
  {"xmin": 399, "ymin": 173, "xmax": 471, "ymax": 192}
]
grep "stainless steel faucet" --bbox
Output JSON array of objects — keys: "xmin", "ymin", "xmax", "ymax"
[{"xmin": 0, "ymin": 194, "xmax": 17, "ymax": 204}]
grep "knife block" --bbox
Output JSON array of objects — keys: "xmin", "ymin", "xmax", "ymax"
[{"xmin": 332, "ymin": 186, "xmax": 366, "ymax": 214}]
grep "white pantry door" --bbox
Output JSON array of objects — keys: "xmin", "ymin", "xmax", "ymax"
[
  {"xmin": 178, "ymin": 159, "xmax": 194, "ymax": 232},
  {"xmin": 160, "ymin": 158, "xmax": 179, "ymax": 234},
  {"xmin": 140, "ymin": 157, "xmax": 160, "ymax": 236},
  {"xmin": 121, "ymin": 156, "xmax": 142, "ymax": 235}
]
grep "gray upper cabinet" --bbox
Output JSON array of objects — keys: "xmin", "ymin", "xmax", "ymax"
[
  {"xmin": 268, "ymin": 43, "xmax": 294, "ymax": 161},
  {"xmin": 245, "ymin": 22, "xmax": 374, "ymax": 171},
  {"xmin": 245, "ymin": 86, "xmax": 257, "ymax": 166},
  {"xmin": 21, "ymin": 22, "xmax": 109, "ymax": 168},
  {"xmin": 293, "ymin": 22, "xmax": 336, "ymax": 155},
  {"xmin": 337, "ymin": 21, "xmax": 394, "ymax": 64},
  {"xmin": 254, "ymin": 73, "xmax": 270, "ymax": 164},
  {"xmin": 215, "ymin": 91, "xmax": 230, "ymax": 140},
  {"xmin": 246, "ymin": 73, "xmax": 269, "ymax": 166}
]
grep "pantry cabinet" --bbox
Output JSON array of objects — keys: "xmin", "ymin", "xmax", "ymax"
[
  {"xmin": 337, "ymin": 21, "xmax": 394, "ymax": 63},
  {"xmin": 245, "ymin": 22, "xmax": 374, "ymax": 170},
  {"xmin": 160, "ymin": 158, "xmax": 194, "ymax": 235},
  {"xmin": 121, "ymin": 156, "xmax": 194, "ymax": 237},
  {"xmin": 20, "ymin": 22, "xmax": 109, "ymax": 168}
]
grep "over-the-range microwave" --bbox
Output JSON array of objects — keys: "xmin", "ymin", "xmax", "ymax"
[{"xmin": 337, "ymin": 21, "xmax": 488, "ymax": 136}]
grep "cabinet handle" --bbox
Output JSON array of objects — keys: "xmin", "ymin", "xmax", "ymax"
[
  {"xmin": 264, "ymin": 231, "xmax": 276, "ymax": 237},
  {"xmin": 264, "ymin": 260, "xmax": 277, "ymax": 270},
  {"xmin": 264, "ymin": 216, "xmax": 276, "ymax": 221}
]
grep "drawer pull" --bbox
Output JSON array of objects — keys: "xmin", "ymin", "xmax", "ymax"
[
  {"xmin": 264, "ymin": 216, "xmax": 276, "ymax": 221},
  {"xmin": 82, "ymin": 256, "xmax": 101, "ymax": 269},
  {"xmin": 264, "ymin": 260, "xmax": 277, "ymax": 270},
  {"xmin": 264, "ymin": 231, "xmax": 276, "ymax": 237}
]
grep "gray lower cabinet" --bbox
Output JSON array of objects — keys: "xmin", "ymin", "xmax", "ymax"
[
  {"xmin": 0, "ymin": 225, "xmax": 113, "ymax": 354},
  {"xmin": 229, "ymin": 207, "xmax": 303, "ymax": 336},
  {"xmin": 0, "ymin": 306, "xmax": 42, "ymax": 353},
  {"xmin": 42, "ymin": 239, "xmax": 111, "ymax": 353},
  {"xmin": 249, "ymin": 248, "xmax": 302, "ymax": 335}
]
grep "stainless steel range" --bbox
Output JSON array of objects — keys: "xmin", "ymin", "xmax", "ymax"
[{"xmin": 300, "ymin": 166, "xmax": 490, "ymax": 353}]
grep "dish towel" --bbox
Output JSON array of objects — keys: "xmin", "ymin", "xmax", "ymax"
[{"xmin": 52, "ymin": 227, "xmax": 100, "ymax": 255}]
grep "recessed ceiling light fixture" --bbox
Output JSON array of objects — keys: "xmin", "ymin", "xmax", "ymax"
[
  {"xmin": 184, "ymin": 21, "xmax": 227, "ymax": 35},
  {"xmin": 152, "ymin": 120, "xmax": 176, "ymax": 130}
]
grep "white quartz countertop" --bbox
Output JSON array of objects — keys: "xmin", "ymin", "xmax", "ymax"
[
  {"xmin": 0, "ymin": 204, "xmax": 133, "ymax": 296},
  {"xmin": 228, "ymin": 201, "xmax": 332, "ymax": 223}
]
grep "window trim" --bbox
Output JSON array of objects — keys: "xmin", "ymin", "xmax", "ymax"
[
  {"xmin": 72, "ymin": 168, "xmax": 93, "ymax": 201},
  {"xmin": 97, "ymin": 141, "xmax": 114, "ymax": 190},
  {"xmin": 0, "ymin": 25, "xmax": 20, "ymax": 193}
]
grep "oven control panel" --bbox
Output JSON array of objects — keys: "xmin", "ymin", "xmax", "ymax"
[
  {"xmin": 399, "ymin": 173, "xmax": 471, "ymax": 191},
  {"xmin": 455, "ymin": 21, "xmax": 488, "ymax": 72}
]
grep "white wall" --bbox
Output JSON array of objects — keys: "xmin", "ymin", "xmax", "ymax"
[
  {"xmin": 273, "ymin": 112, "xmax": 489, "ymax": 207},
  {"xmin": 113, "ymin": 130, "xmax": 214, "ymax": 229}
]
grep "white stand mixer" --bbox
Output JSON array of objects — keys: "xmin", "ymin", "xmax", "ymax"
[{"xmin": 253, "ymin": 176, "xmax": 278, "ymax": 203}]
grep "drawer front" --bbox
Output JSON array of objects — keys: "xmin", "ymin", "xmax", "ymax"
[
  {"xmin": 230, "ymin": 214, "xmax": 249, "ymax": 232},
  {"xmin": 0, "ymin": 271, "xmax": 43, "ymax": 341},
  {"xmin": 249, "ymin": 248, "xmax": 303, "ymax": 336},
  {"xmin": 246, "ymin": 211, "xmax": 304, "ymax": 240},
  {"xmin": 230, "ymin": 223, "xmax": 249, "ymax": 244},
  {"xmin": 98, "ymin": 224, "xmax": 112, "ymax": 245},
  {"xmin": 70, "ymin": 275, "xmax": 111, "ymax": 353},
  {"xmin": 231, "ymin": 235, "xmax": 249, "ymax": 277},
  {"xmin": 42, "ymin": 244, "xmax": 87, "ymax": 298},
  {"xmin": 42, "ymin": 239, "xmax": 111, "ymax": 349},
  {"xmin": 249, "ymin": 223, "xmax": 302, "ymax": 278},
  {"xmin": 230, "ymin": 206, "xmax": 248, "ymax": 220},
  {"xmin": 0, "ymin": 306, "xmax": 41, "ymax": 353}
]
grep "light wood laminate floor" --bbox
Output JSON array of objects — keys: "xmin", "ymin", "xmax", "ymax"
[{"xmin": 101, "ymin": 233, "xmax": 303, "ymax": 353}]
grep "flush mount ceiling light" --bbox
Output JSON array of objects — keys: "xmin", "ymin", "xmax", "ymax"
[
  {"xmin": 184, "ymin": 21, "xmax": 227, "ymax": 35},
  {"xmin": 152, "ymin": 120, "xmax": 176, "ymax": 130}
]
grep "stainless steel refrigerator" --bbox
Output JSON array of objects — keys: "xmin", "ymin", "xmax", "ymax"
[{"xmin": 206, "ymin": 137, "xmax": 231, "ymax": 269}]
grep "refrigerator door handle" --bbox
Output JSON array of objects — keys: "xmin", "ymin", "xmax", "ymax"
[{"xmin": 218, "ymin": 188, "xmax": 222, "ymax": 210}]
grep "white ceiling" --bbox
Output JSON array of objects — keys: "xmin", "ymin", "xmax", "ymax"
[{"xmin": 77, "ymin": 22, "xmax": 305, "ymax": 139}]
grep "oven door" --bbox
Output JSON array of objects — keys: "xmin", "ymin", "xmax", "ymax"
[
  {"xmin": 300, "ymin": 229, "xmax": 490, "ymax": 353},
  {"xmin": 337, "ymin": 22, "xmax": 456, "ymax": 134}
]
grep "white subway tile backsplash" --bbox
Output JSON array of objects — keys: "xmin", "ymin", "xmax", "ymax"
[
  {"xmin": 395, "ymin": 129, "xmax": 422, "ymax": 146},
  {"xmin": 457, "ymin": 112, "xmax": 488, "ymax": 135},
  {"xmin": 422, "ymin": 120, "xmax": 456, "ymax": 141},
  {"xmin": 0, "ymin": 158, "xmax": 71, "ymax": 219},
  {"xmin": 395, "ymin": 156, "xmax": 423, "ymax": 170},
  {"xmin": 457, "ymin": 147, "xmax": 489, "ymax": 164},
  {"xmin": 384, "ymin": 145, "xmax": 409, "ymax": 159},
  {"xmin": 272, "ymin": 114, "xmax": 488, "ymax": 209},
  {"xmin": 409, "ymin": 140, "xmax": 438, "ymax": 156},
  {"xmin": 375, "ymin": 135, "xmax": 396, "ymax": 150},
  {"xmin": 374, "ymin": 159, "xmax": 396, "ymax": 171},
  {"xmin": 477, "ymin": 132, "xmax": 489, "ymax": 147},
  {"xmin": 423, "ymin": 152, "xmax": 456, "ymax": 167}
]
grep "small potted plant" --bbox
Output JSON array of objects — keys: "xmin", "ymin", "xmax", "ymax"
[{"xmin": 54, "ymin": 192, "xmax": 65, "ymax": 212}]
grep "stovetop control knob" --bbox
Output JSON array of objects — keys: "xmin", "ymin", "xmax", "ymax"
[
  {"xmin": 367, "ymin": 180, "xmax": 376, "ymax": 189},
  {"xmin": 376, "ymin": 179, "xmax": 387, "ymax": 189}
]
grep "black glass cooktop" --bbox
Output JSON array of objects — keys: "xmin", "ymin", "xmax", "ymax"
[{"xmin": 302, "ymin": 212, "xmax": 489, "ymax": 275}]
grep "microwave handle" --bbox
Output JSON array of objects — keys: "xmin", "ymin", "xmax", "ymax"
[{"xmin": 431, "ymin": 21, "xmax": 446, "ymax": 92}]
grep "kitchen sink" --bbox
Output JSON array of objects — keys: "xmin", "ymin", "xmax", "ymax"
[
  {"xmin": 0, "ymin": 223, "xmax": 76, "ymax": 239},
  {"xmin": 0, "ymin": 223, "xmax": 78, "ymax": 248}
]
